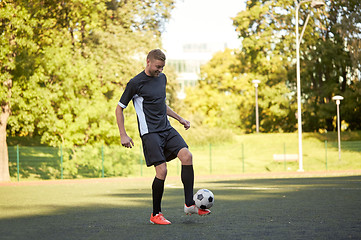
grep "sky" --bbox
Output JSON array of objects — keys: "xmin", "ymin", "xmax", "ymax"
[{"xmin": 162, "ymin": 0, "xmax": 246, "ymax": 59}]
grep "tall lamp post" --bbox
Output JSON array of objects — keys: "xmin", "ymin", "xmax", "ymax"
[
  {"xmin": 295, "ymin": 0, "xmax": 325, "ymax": 172},
  {"xmin": 332, "ymin": 95, "xmax": 344, "ymax": 161},
  {"xmin": 252, "ymin": 80, "xmax": 261, "ymax": 133}
]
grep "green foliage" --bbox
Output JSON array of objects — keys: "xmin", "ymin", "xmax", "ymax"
[
  {"xmin": 259, "ymin": 83, "xmax": 296, "ymax": 132},
  {"xmin": 186, "ymin": 0, "xmax": 361, "ymax": 133},
  {"xmin": 185, "ymin": 48, "xmax": 295, "ymax": 133},
  {"xmin": 300, "ymin": 0, "xmax": 361, "ymax": 131},
  {"xmin": 1, "ymin": 0, "xmax": 176, "ymax": 180},
  {"xmin": 7, "ymin": 144, "xmax": 141, "ymax": 180},
  {"xmin": 61, "ymin": 145, "xmax": 137, "ymax": 178},
  {"xmin": 2, "ymin": 0, "xmax": 176, "ymax": 146},
  {"xmin": 184, "ymin": 49, "xmax": 250, "ymax": 130},
  {"xmin": 173, "ymin": 124, "xmax": 234, "ymax": 147}
]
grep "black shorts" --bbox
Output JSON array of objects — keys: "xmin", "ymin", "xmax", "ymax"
[{"xmin": 141, "ymin": 128, "xmax": 188, "ymax": 167}]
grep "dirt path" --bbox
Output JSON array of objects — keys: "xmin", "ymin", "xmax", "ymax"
[{"xmin": 1, "ymin": 169, "xmax": 361, "ymax": 186}]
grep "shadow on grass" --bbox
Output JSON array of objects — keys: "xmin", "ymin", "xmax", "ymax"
[
  {"xmin": 326, "ymin": 141, "xmax": 361, "ymax": 153},
  {"xmin": 1, "ymin": 176, "xmax": 361, "ymax": 240},
  {"xmin": 303, "ymin": 131, "xmax": 361, "ymax": 142}
]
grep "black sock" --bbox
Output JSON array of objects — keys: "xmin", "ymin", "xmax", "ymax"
[
  {"xmin": 152, "ymin": 177, "xmax": 165, "ymax": 216},
  {"xmin": 181, "ymin": 165, "xmax": 195, "ymax": 207}
]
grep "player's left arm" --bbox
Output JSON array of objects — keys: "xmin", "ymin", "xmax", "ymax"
[{"xmin": 166, "ymin": 105, "xmax": 190, "ymax": 130}]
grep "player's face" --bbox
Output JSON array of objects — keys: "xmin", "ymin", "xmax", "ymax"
[{"xmin": 146, "ymin": 59, "xmax": 165, "ymax": 77}]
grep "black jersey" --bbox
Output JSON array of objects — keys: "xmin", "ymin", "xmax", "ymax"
[{"xmin": 118, "ymin": 71, "xmax": 172, "ymax": 136}]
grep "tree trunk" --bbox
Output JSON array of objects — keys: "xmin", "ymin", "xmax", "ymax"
[
  {"xmin": 0, "ymin": 79, "xmax": 11, "ymax": 182},
  {"xmin": 0, "ymin": 103, "xmax": 10, "ymax": 182}
]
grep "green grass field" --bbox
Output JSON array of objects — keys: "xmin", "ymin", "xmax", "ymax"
[{"xmin": 1, "ymin": 174, "xmax": 361, "ymax": 240}]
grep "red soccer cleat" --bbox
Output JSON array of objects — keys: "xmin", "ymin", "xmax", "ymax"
[
  {"xmin": 184, "ymin": 204, "xmax": 211, "ymax": 216},
  {"xmin": 150, "ymin": 213, "xmax": 171, "ymax": 225}
]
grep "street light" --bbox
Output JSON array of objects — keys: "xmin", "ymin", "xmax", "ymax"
[
  {"xmin": 332, "ymin": 95, "xmax": 344, "ymax": 161},
  {"xmin": 295, "ymin": 0, "xmax": 325, "ymax": 172},
  {"xmin": 252, "ymin": 80, "xmax": 261, "ymax": 133}
]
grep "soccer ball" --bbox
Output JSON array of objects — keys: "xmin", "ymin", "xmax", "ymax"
[{"xmin": 193, "ymin": 189, "xmax": 214, "ymax": 209}]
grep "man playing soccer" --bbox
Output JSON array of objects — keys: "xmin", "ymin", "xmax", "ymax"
[{"xmin": 115, "ymin": 49, "xmax": 210, "ymax": 225}]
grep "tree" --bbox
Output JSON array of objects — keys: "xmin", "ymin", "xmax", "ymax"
[
  {"xmin": 187, "ymin": 0, "xmax": 360, "ymax": 133},
  {"xmin": 0, "ymin": 0, "xmax": 176, "ymax": 181},
  {"xmin": 231, "ymin": 0, "xmax": 360, "ymax": 132},
  {"xmin": 186, "ymin": 1, "xmax": 297, "ymax": 133},
  {"xmin": 0, "ymin": 0, "xmax": 38, "ymax": 181},
  {"xmin": 301, "ymin": 0, "xmax": 361, "ymax": 131},
  {"xmin": 184, "ymin": 49, "xmax": 249, "ymax": 130}
]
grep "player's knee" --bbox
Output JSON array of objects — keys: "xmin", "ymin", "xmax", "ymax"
[
  {"xmin": 155, "ymin": 163, "xmax": 167, "ymax": 180},
  {"xmin": 179, "ymin": 148, "xmax": 192, "ymax": 165}
]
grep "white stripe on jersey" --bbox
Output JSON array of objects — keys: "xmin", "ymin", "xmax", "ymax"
[
  {"xmin": 133, "ymin": 94, "xmax": 148, "ymax": 135},
  {"xmin": 118, "ymin": 102, "xmax": 127, "ymax": 108}
]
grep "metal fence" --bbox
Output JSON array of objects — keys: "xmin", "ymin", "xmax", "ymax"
[
  {"xmin": 8, "ymin": 145, "xmax": 143, "ymax": 181},
  {"xmin": 7, "ymin": 140, "xmax": 361, "ymax": 181}
]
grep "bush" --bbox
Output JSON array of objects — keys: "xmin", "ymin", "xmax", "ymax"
[
  {"xmin": 62, "ymin": 145, "xmax": 138, "ymax": 178},
  {"xmin": 176, "ymin": 125, "xmax": 234, "ymax": 146}
]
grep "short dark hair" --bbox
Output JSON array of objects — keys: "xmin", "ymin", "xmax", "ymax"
[{"xmin": 147, "ymin": 49, "xmax": 166, "ymax": 61}]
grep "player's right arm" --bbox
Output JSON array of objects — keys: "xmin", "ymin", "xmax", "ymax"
[{"xmin": 115, "ymin": 104, "xmax": 134, "ymax": 148}]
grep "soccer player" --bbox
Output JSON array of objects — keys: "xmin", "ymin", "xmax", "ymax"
[{"xmin": 115, "ymin": 49, "xmax": 210, "ymax": 225}]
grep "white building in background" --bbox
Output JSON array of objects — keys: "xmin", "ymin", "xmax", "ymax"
[
  {"xmin": 166, "ymin": 41, "xmax": 231, "ymax": 99},
  {"xmin": 160, "ymin": 0, "xmax": 245, "ymax": 98}
]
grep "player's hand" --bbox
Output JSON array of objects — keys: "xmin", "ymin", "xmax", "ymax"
[
  {"xmin": 179, "ymin": 118, "xmax": 190, "ymax": 130},
  {"xmin": 121, "ymin": 135, "xmax": 134, "ymax": 148}
]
